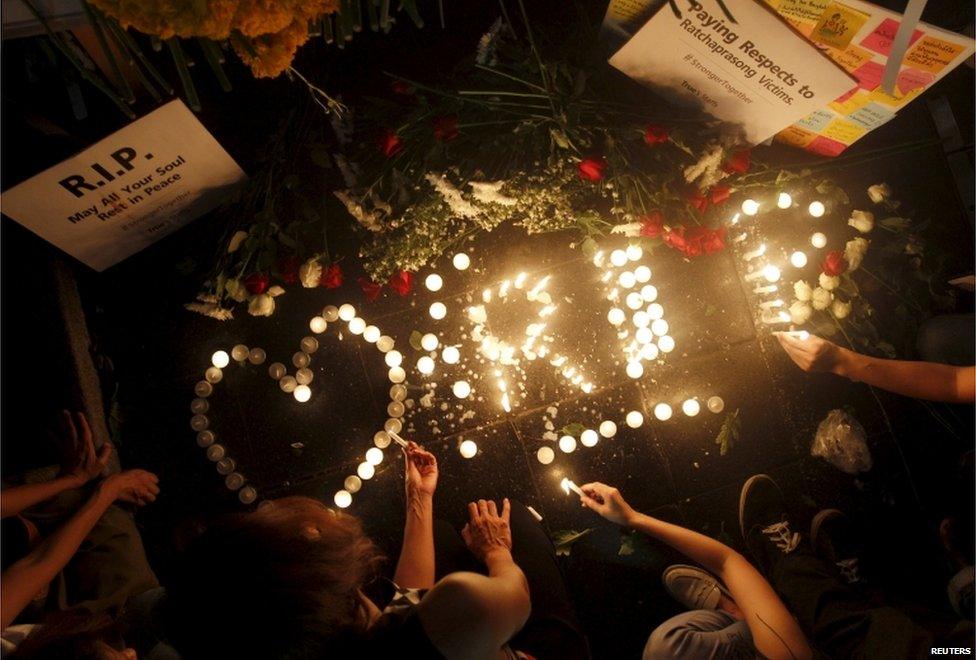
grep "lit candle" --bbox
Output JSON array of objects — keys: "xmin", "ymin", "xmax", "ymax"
[
  {"xmin": 599, "ymin": 420, "xmax": 617, "ymax": 438},
  {"xmin": 334, "ymin": 490, "xmax": 352, "ymax": 508},
  {"xmin": 309, "ymin": 316, "xmax": 327, "ymax": 333},
  {"xmin": 363, "ymin": 326, "xmax": 381, "ymax": 343},
  {"xmin": 762, "ymin": 311, "xmax": 792, "ymax": 325},
  {"xmin": 345, "ymin": 476, "xmax": 362, "ymax": 493},
  {"xmin": 626, "ymin": 362, "xmax": 644, "ymax": 379},
  {"xmin": 211, "ymin": 350, "xmax": 230, "ymax": 369},
  {"xmin": 386, "ymin": 429, "xmax": 410, "ymax": 448},
  {"xmin": 733, "ymin": 232, "xmax": 748, "ymax": 244},
  {"xmin": 777, "ymin": 192, "xmax": 792, "ymax": 209},
  {"xmin": 279, "ymin": 376, "xmax": 297, "ymax": 393},
  {"xmin": 743, "ymin": 244, "xmax": 766, "ymax": 261},
  {"xmin": 293, "ymin": 385, "xmax": 311, "ymax": 402},
  {"xmin": 790, "ymin": 251, "xmax": 808, "ymax": 268},
  {"xmin": 429, "ymin": 302, "xmax": 447, "ymax": 320},
  {"xmin": 537, "ymin": 446, "xmax": 555, "ymax": 464},
  {"xmin": 365, "ymin": 447, "xmax": 384, "ymax": 465},
  {"xmin": 417, "ymin": 356, "xmax": 435, "ymax": 375},
  {"xmin": 658, "ymin": 336, "xmax": 675, "ymax": 353},
  {"xmin": 811, "ymin": 233, "xmax": 827, "ymax": 249},
  {"xmin": 759, "ymin": 299, "xmax": 784, "ymax": 309},
  {"xmin": 607, "ymin": 308, "xmax": 626, "ymax": 326},
  {"xmin": 580, "ymin": 429, "xmax": 599, "ymax": 447},
  {"xmin": 348, "ymin": 318, "xmax": 366, "ymax": 334},
  {"xmin": 610, "ymin": 249, "xmax": 628, "ymax": 267},
  {"xmin": 654, "ymin": 403, "xmax": 673, "ymax": 421},
  {"xmin": 385, "ymin": 350, "xmax": 403, "ymax": 368},
  {"xmin": 442, "ymin": 346, "xmax": 460, "ymax": 364},
  {"xmin": 634, "ymin": 266, "xmax": 651, "ymax": 283},
  {"xmin": 782, "ymin": 330, "xmax": 810, "ymax": 340},
  {"xmin": 358, "ymin": 462, "xmax": 375, "ymax": 479},
  {"xmin": 808, "ymin": 201, "xmax": 825, "ymax": 218},
  {"xmin": 338, "ymin": 304, "xmax": 356, "ymax": 321},
  {"xmin": 626, "ymin": 244, "xmax": 643, "ymax": 261},
  {"xmin": 754, "ymin": 284, "xmax": 778, "ymax": 294},
  {"xmin": 741, "ymin": 199, "xmax": 760, "ymax": 216},
  {"xmin": 558, "ymin": 435, "xmax": 577, "ymax": 453},
  {"xmin": 231, "ymin": 345, "xmax": 249, "ymax": 362},
  {"xmin": 561, "ymin": 477, "xmax": 585, "ymax": 499},
  {"xmin": 459, "ymin": 440, "xmax": 478, "ymax": 458},
  {"xmin": 682, "ymin": 398, "xmax": 701, "ymax": 417},
  {"xmin": 763, "ymin": 265, "xmax": 781, "ymax": 282},
  {"xmin": 248, "ymin": 348, "xmax": 266, "ymax": 365},
  {"xmin": 322, "ymin": 306, "xmax": 340, "ymax": 322},
  {"xmin": 452, "ymin": 253, "xmax": 471, "ymax": 270},
  {"xmin": 301, "ymin": 336, "xmax": 319, "ymax": 354},
  {"xmin": 425, "ymin": 274, "xmax": 443, "ymax": 291},
  {"xmin": 626, "ymin": 410, "xmax": 644, "ymax": 428},
  {"xmin": 707, "ymin": 396, "xmax": 725, "ymax": 413},
  {"xmin": 452, "ymin": 380, "xmax": 471, "ymax": 398}
]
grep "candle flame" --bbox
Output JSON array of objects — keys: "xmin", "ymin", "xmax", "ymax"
[{"xmin": 561, "ymin": 478, "xmax": 570, "ymax": 494}]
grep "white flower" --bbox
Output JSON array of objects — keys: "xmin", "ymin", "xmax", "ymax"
[
  {"xmin": 844, "ymin": 237, "xmax": 869, "ymax": 271},
  {"xmin": 248, "ymin": 294, "xmax": 275, "ymax": 317},
  {"xmin": 831, "ymin": 299, "xmax": 852, "ymax": 319},
  {"xmin": 848, "ymin": 210, "xmax": 874, "ymax": 233},
  {"xmin": 426, "ymin": 172, "xmax": 480, "ymax": 218},
  {"xmin": 267, "ymin": 285, "xmax": 285, "ymax": 297},
  {"xmin": 469, "ymin": 181, "xmax": 516, "ymax": 206},
  {"xmin": 789, "ymin": 300, "xmax": 813, "ymax": 325},
  {"xmin": 299, "ymin": 259, "xmax": 322, "ymax": 288},
  {"xmin": 185, "ymin": 301, "xmax": 234, "ymax": 321},
  {"xmin": 227, "ymin": 230, "xmax": 248, "ymax": 253},
  {"xmin": 819, "ymin": 272, "xmax": 840, "ymax": 291},
  {"xmin": 224, "ymin": 278, "xmax": 248, "ymax": 302},
  {"xmin": 867, "ymin": 183, "xmax": 891, "ymax": 204},
  {"xmin": 610, "ymin": 222, "xmax": 643, "ymax": 237},
  {"xmin": 812, "ymin": 287, "xmax": 833, "ymax": 311},
  {"xmin": 793, "ymin": 280, "xmax": 813, "ymax": 301}
]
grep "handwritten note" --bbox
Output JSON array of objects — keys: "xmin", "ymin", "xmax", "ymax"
[
  {"xmin": 797, "ymin": 108, "xmax": 837, "ymax": 132},
  {"xmin": 905, "ymin": 35, "xmax": 966, "ymax": 73},
  {"xmin": 806, "ymin": 135, "xmax": 847, "ymax": 156},
  {"xmin": 852, "ymin": 60, "xmax": 884, "ymax": 90},
  {"xmin": 812, "ymin": 2, "xmax": 870, "ymax": 49},
  {"xmin": 826, "ymin": 43, "xmax": 873, "ymax": 72},
  {"xmin": 777, "ymin": 124, "xmax": 818, "ymax": 147},
  {"xmin": 822, "ymin": 117, "xmax": 867, "ymax": 144},
  {"xmin": 777, "ymin": 0, "xmax": 830, "ymax": 24},
  {"xmin": 896, "ymin": 67, "xmax": 935, "ymax": 94},
  {"xmin": 860, "ymin": 17, "xmax": 922, "ymax": 56}
]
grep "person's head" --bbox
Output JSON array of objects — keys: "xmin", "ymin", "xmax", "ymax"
[
  {"xmin": 11, "ymin": 612, "xmax": 135, "ymax": 660},
  {"xmin": 166, "ymin": 496, "xmax": 383, "ymax": 659}
]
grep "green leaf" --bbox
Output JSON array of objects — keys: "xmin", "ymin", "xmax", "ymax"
[
  {"xmin": 560, "ymin": 422, "xmax": 586, "ymax": 437},
  {"xmin": 409, "ymin": 330, "xmax": 424, "ymax": 351},
  {"xmin": 618, "ymin": 533, "xmax": 636, "ymax": 556},
  {"xmin": 552, "ymin": 528, "xmax": 593, "ymax": 556},
  {"xmin": 550, "ymin": 127, "xmax": 571, "ymax": 150},
  {"xmin": 579, "ymin": 236, "xmax": 598, "ymax": 258},
  {"xmin": 714, "ymin": 408, "xmax": 741, "ymax": 456}
]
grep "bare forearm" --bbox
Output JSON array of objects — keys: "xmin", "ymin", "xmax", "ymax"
[
  {"xmin": 1, "ymin": 486, "xmax": 113, "ymax": 628},
  {"xmin": 1, "ymin": 475, "xmax": 84, "ymax": 519},
  {"xmin": 394, "ymin": 494, "xmax": 435, "ymax": 589},
  {"xmin": 836, "ymin": 350, "xmax": 975, "ymax": 403},
  {"xmin": 628, "ymin": 512, "xmax": 732, "ymax": 576}
]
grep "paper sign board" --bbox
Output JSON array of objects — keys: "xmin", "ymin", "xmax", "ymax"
[{"xmin": 1, "ymin": 100, "xmax": 246, "ymax": 271}]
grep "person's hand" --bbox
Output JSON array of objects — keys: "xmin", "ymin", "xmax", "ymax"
[
  {"xmin": 580, "ymin": 482, "xmax": 637, "ymax": 526},
  {"xmin": 461, "ymin": 499, "xmax": 512, "ymax": 564},
  {"xmin": 101, "ymin": 470, "xmax": 159, "ymax": 506},
  {"xmin": 57, "ymin": 410, "xmax": 112, "ymax": 486},
  {"xmin": 774, "ymin": 333, "xmax": 844, "ymax": 374},
  {"xmin": 403, "ymin": 441, "xmax": 438, "ymax": 499}
]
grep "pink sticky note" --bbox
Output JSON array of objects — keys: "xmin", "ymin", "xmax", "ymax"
[
  {"xmin": 853, "ymin": 61, "xmax": 884, "ymax": 90},
  {"xmin": 834, "ymin": 87, "xmax": 858, "ymax": 104},
  {"xmin": 806, "ymin": 135, "xmax": 848, "ymax": 157},
  {"xmin": 860, "ymin": 18, "xmax": 923, "ymax": 57},
  {"xmin": 896, "ymin": 67, "xmax": 935, "ymax": 94}
]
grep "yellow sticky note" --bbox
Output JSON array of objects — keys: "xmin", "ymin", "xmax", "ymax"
[
  {"xmin": 825, "ymin": 44, "xmax": 873, "ymax": 72},
  {"xmin": 905, "ymin": 35, "xmax": 967, "ymax": 74},
  {"xmin": 777, "ymin": 125, "xmax": 818, "ymax": 148},
  {"xmin": 812, "ymin": 2, "xmax": 870, "ymax": 49},
  {"xmin": 829, "ymin": 91, "xmax": 871, "ymax": 115},
  {"xmin": 762, "ymin": 0, "xmax": 782, "ymax": 8},
  {"xmin": 868, "ymin": 86, "xmax": 923, "ymax": 108},
  {"xmin": 776, "ymin": 0, "xmax": 830, "ymax": 24},
  {"xmin": 822, "ymin": 118, "xmax": 867, "ymax": 144}
]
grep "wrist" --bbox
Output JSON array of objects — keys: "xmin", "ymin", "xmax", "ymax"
[
  {"xmin": 483, "ymin": 547, "xmax": 514, "ymax": 566},
  {"xmin": 58, "ymin": 473, "xmax": 87, "ymax": 489},
  {"xmin": 832, "ymin": 348, "xmax": 857, "ymax": 378},
  {"xmin": 624, "ymin": 510, "xmax": 646, "ymax": 528},
  {"xmin": 405, "ymin": 490, "xmax": 433, "ymax": 515}
]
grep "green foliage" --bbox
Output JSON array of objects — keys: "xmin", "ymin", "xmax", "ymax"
[{"xmin": 714, "ymin": 408, "xmax": 740, "ymax": 456}]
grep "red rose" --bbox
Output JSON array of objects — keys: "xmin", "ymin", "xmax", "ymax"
[
  {"xmin": 663, "ymin": 226, "xmax": 688, "ymax": 253},
  {"xmin": 578, "ymin": 157, "xmax": 607, "ymax": 182},
  {"xmin": 319, "ymin": 264, "xmax": 343, "ymax": 289},
  {"xmin": 709, "ymin": 184, "xmax": 731, "ymax": 205},
  {"xmin": 721, "ymin": 149, "xmax": 751, "ymax": 175},
  {"xmin": 433, "ymin": 115, "xmax": 459, "ymax": 142},
  {"xmin": 388, "ymin": 270, "xmax": 413, "ymax": 296},
  {"xmin": 391, "ymin": 80, "xmax": 414, "ymax": 96},
  {"xmin": 687, "ymin": 226, "xmax": 726, "ymax": 255},
  {"xmin": 687, "ymin": 189, "xmax": 709, "ymax": 213},
  {"xmin": 822, "ymin": 250, "xmax": 848, "ymax": 276},
  {"xmin": 380, "ymin": 129, "xmax": 404, "ymax": 158},
  {"xmin": 643, "ymin": 124, "xmax": 668, "ymax": 146},
  {"xmin": 277, "ymin": 255, "xmax": 300, "ymax": 285},
  {"xmin": 640, "ymin": 211, "xmax": 665, "ymax": 239},
  {"xmin": 243, "ymin": 272, "xmax": 269, "ymax": 295},
  {"xmin": 358, "ymin": 277, "xmax": 383, "ymax": 302}
]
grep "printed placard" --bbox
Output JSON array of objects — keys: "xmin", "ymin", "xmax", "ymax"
[{"xmin": 1, "ymin": 100, "xmax": 246, "ymax": 271}]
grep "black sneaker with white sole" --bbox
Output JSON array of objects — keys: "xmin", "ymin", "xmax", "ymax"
[
  {"xmin": 811, "ymin": 508, "xmax": 864, "ymax": 585},
  {"xmin": 739, "ymin": 474, "xmax": 801, "ymax": 575}
]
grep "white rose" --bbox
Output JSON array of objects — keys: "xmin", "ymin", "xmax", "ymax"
[
  {"xmin": 227, "ymin": 230, "xmax": 248, "ymax": 253},
  {"xmin": 248, "ymin": 293, "xmax": 275, "ymax": 317},
  {"xmin": 267, "ymin": 285, "xmax": 285, "ymax": 297},
  {"xmin": 848, "ymin": 210, "xmax": 874, "ymax": 234},
  {"xmin": 819, "ymin": 272, "xmax": 840, "ymax": 291},
  {"xmin": 299, "ymin": 259, "xmax": 322, "ymax": 288},
  {"xmin": 867, "ymin": 183, "xmax": 891, "ymax": 204},
  {"xmin": 225, "ymin": 278, "xmax": 248, "ymax": 302},
  {"xmin": 789, "ymin": 300, "xmax": 813, "ymax": 325},
  {"xmin": 812, "ymin": 287, "xmax": 833, "ymax": 311},
  {"xmin": 793, "ymin": 280, "xmax": 813, "ymax": 301},
  {"xmin": 831, "ymin": 299, "xmax": 852, "ymax": 319},
  {"xmin": 844, "ymin": 237, "xmax": 869, "ymax": 271}
]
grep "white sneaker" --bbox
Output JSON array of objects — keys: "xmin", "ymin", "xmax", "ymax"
[{"xmin": 662, "ymin": 564, "xmax": 725, "ymax": 611}]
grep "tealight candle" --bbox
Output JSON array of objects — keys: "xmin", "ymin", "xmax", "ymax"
[
  {"xmin": 295, "ymin": 368, "xmax": 313, "ymax": 385},
  {"xmin": 452, "ymin": 380, "xmax": 472, "ymax": 398},
  {"xmin": 640, "ymin": 285, "xmax": 657, "ymax": 302},
  {"xmin": 231, "ymin": 344, "xmax": 249, "ymax": 362},
  {"xmin": 610, "ymin": 249, "xmax": 628, "ymax": 267},
  {"xmin": 425, "ymin": 273, "xmax": 443, "ymax": 291},
  {"xmin": 211, "ymin": 350, "xmax": 230, "ymax": 369},
  {"xmin": 442, "ymin": 346, "xmax": 460, "ymax": 364},
  {"xmin": 387, "ymin": 401, "xmax": 405, "ymax": 417},
  {"xmin": 345, "ymin": 476, "xmax": 363, "ymax": 493},
  {"xmin": 743, "ymin": 244, "xmax": 766, "ymax": 261},
  {"xmin": 293, "ymin": 385, "xmax": 311, "ymax": 402},
  {"xmin": 654, "ymin": 403, "xmax": 673, "ymax": 421},
  {"xmin": 651, "ymin": 319, "xmax": 669, "ymax": 337},
  {"xmin": 626, "ymin": 362, "xmax": 644, "ymax": 379},
  {"xmin": 635, "ymin": 327, "xmax": 653, "ymax": 345},
  {"xmin": 626, "ymin": 244, "xmax": 643, "ymax": 261},
  {"xmin": 618, "ymin": 271, "xmax": 637, "ymax": 289},
  {"xmin": 682, "ymin": 398, "xmax": 701, "ymax": 416},
  {"xmin": 741, "ymin": 199, "xmax": 760, "ymax": 216},
  {"xmin": 206, "ymin": 444, "xmax": 225, "ymax": 462},
  {"xmin": 459, "ymin": 440, "xmax": 478, "ymax": 458},
  {"xmin": 763, "ymin": 265, "xmax": 781, "ymax": 282},
  {"xmin": 537, "ymin": 446, "xmax": 555, "ymax": 464},
  {"xmin": 417, "ymin": 356, "xmax": 435, "ymax": 375},
  {"xmin": 626, "ymin": 293, "xmax": 643, "ymax": 310},
  {"xmin": 385, "ymin": 350, "xmax": 403, "ymax": 368},
  {"xmin": 388, "ymin": 367, "xmax": 406, "ymax": 383},
  {"xmin": 658, "ymin": 336, "xmax": 676, "ymax": 353},
  {"xmin": 374, "ymin": 431, "xmax": 392, "ymax": 448},
  {"xmin": 238, "ymin": 487, "xmax": 257, "ymax": 505},
  {"xmin": 358, "ymin": 462, "xmax": 376, "ymax": 479},
  {"xmin": 777, "ymin": 192, "xmax": 792, "ymax": 209},
  {"xmin": 790, "ymin": 251, "xmax": 808, "ymax": 268},
  {"xmin": 599, "ymin": 420, "xmax": 617, "ymax": 438},
  {"xmin": 191, "ymin": 398, "xmax": 209, "ymax": 414},
  {"xmin": 363, "ymin": 326, "xmax": 381, "ymax": 343},
  {"xmin": 309, "ymin": 317, "xmax": 327, "ymax": 333},
  {"xmin": 429, "ymin": 302, "xmax": 447, "ymax": 320},
  {"xmin": 581, "ymin": 429, "xmax": 599, "ymax": 447},
  {"xmin": 217, "ymin": 459, "xmax": 236, "ymax": 475},
  {"xmin": 334, "ymin": 490, "xmax": 352, "ymax": 508},
  {"xmin": 323, "ymin": 306, "xmax": 340, "ymax": 322},
  {"xmin": 268, "ymin": 362, "xmax": 286, "ymax": 380},
  {"xmin": 811, "ymin": 232, "xmax": 827, "ymax": 249},
  {"xmin": 707, "ymin": 396, "xmax": 725, "ymax": 413},
  {"xmin": 248, "ymin": 348, "xmax": 266, "ymax": 365},
  {"xmin": 293, "ymin": 352, "xmax": 310, "ymax": 368},
  {"xmin": 641, "ymin": 343, "xmax": 659, "ymax": 361},
  {"xmin": 808, "ymin": 201, "xmax": 825, "ymax": 218},
  {"xmin": 633, "ymin": 310, "xmax": 651, "ymax": 327},
  {"xmin": 205, "ymin": 367, "xmax": 223, "ymax": 384},
  {"xmin": 421, "ymin": 333, "xmax": 439, "ymax": 351},
  {"xmin": 190, "ymin": 414, "xmax": 209, "ymax": 431},
  {"xmin": 376, "ymin": 336, "xmax": 395, "ymax": 352},
  {"xmin": 195, "ymin": 381, "xmax": 213, "ymax": 398},
  {"xmin": 648, "ymin": 303, "xmax": 664, "ymax": 320},
  {"xmin": 390, "ymin": 384, "xmax": 407, "ymax": 401},
  {"xmin": 607, "ymin": 308, "xmax": 626, "ymax": 326},
  {"xmin": 338, "ymin": 304, "xmax": 356, "ymax": 321},
  {"xmin": 196, "ymin": 430, "xmax": 215, "ymax": 447},
  {"xmin": 365, "ymin": 447, "xmax": 384, "ymax": 466},
  {"xmin": 450, "ymin": 252, "xmax": 472, "ymax": 272},
  {"xmin": 301, "ymin": 337, "xmax": 319, "ymax": 354},
  {"xmin": 559, "ymin": 435, "xmax": 577, "ymax": 453},
  {"xmin": 626, "ymin": 410, "xmax": 644, "ymax": 428},
  {"xmin": 635, "ymin": 266, "xmax": 651, "ymax": 283},
  {"xmin": 348, "ymin": 318, "xmax": 366, "ymax": 335},
  {"xmin": 225, "ymin": 473, "xmax": 245, "ymax": 490}
]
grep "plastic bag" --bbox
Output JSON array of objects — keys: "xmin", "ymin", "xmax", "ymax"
[{"xmin": 811, "ymin": 409, "xmax": 872, "ymax": 475}]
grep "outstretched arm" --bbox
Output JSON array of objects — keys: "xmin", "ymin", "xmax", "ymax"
[
  {"xmin": 394, "ymin": 442, "xmax": 437, "ymax": 589},
  {"xmin": 776, "ymin": 333, "xmax": 975, "ymax": 403},
  {"xmin": 581, "ymin": 483, "xmax": 811, "ymax": 660}
]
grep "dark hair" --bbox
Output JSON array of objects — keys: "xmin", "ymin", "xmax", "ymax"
[
  {"xmin": 166, "ymin": 496, "xmax": 384, "ymax": 659},
  {"xmin": 10, "ymin": 612, "xmax": 121, "ymax": 659}
]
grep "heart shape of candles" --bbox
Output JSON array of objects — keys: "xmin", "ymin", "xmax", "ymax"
[{"xmin": 189, "ymin": 303, "xmax": 407, "ymax": 509}]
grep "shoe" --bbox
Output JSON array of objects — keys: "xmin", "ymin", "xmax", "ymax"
[
  {"xmin": 662, "ymin": 564, "xmax": 726, "ymax": 610},
  {"xmin": 739, "ymin": 474, "xmax": 801, "ymax": 574},
  {"xmin": 811, "ymin": 509, "xmax": 864, "ymax": 585}
]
